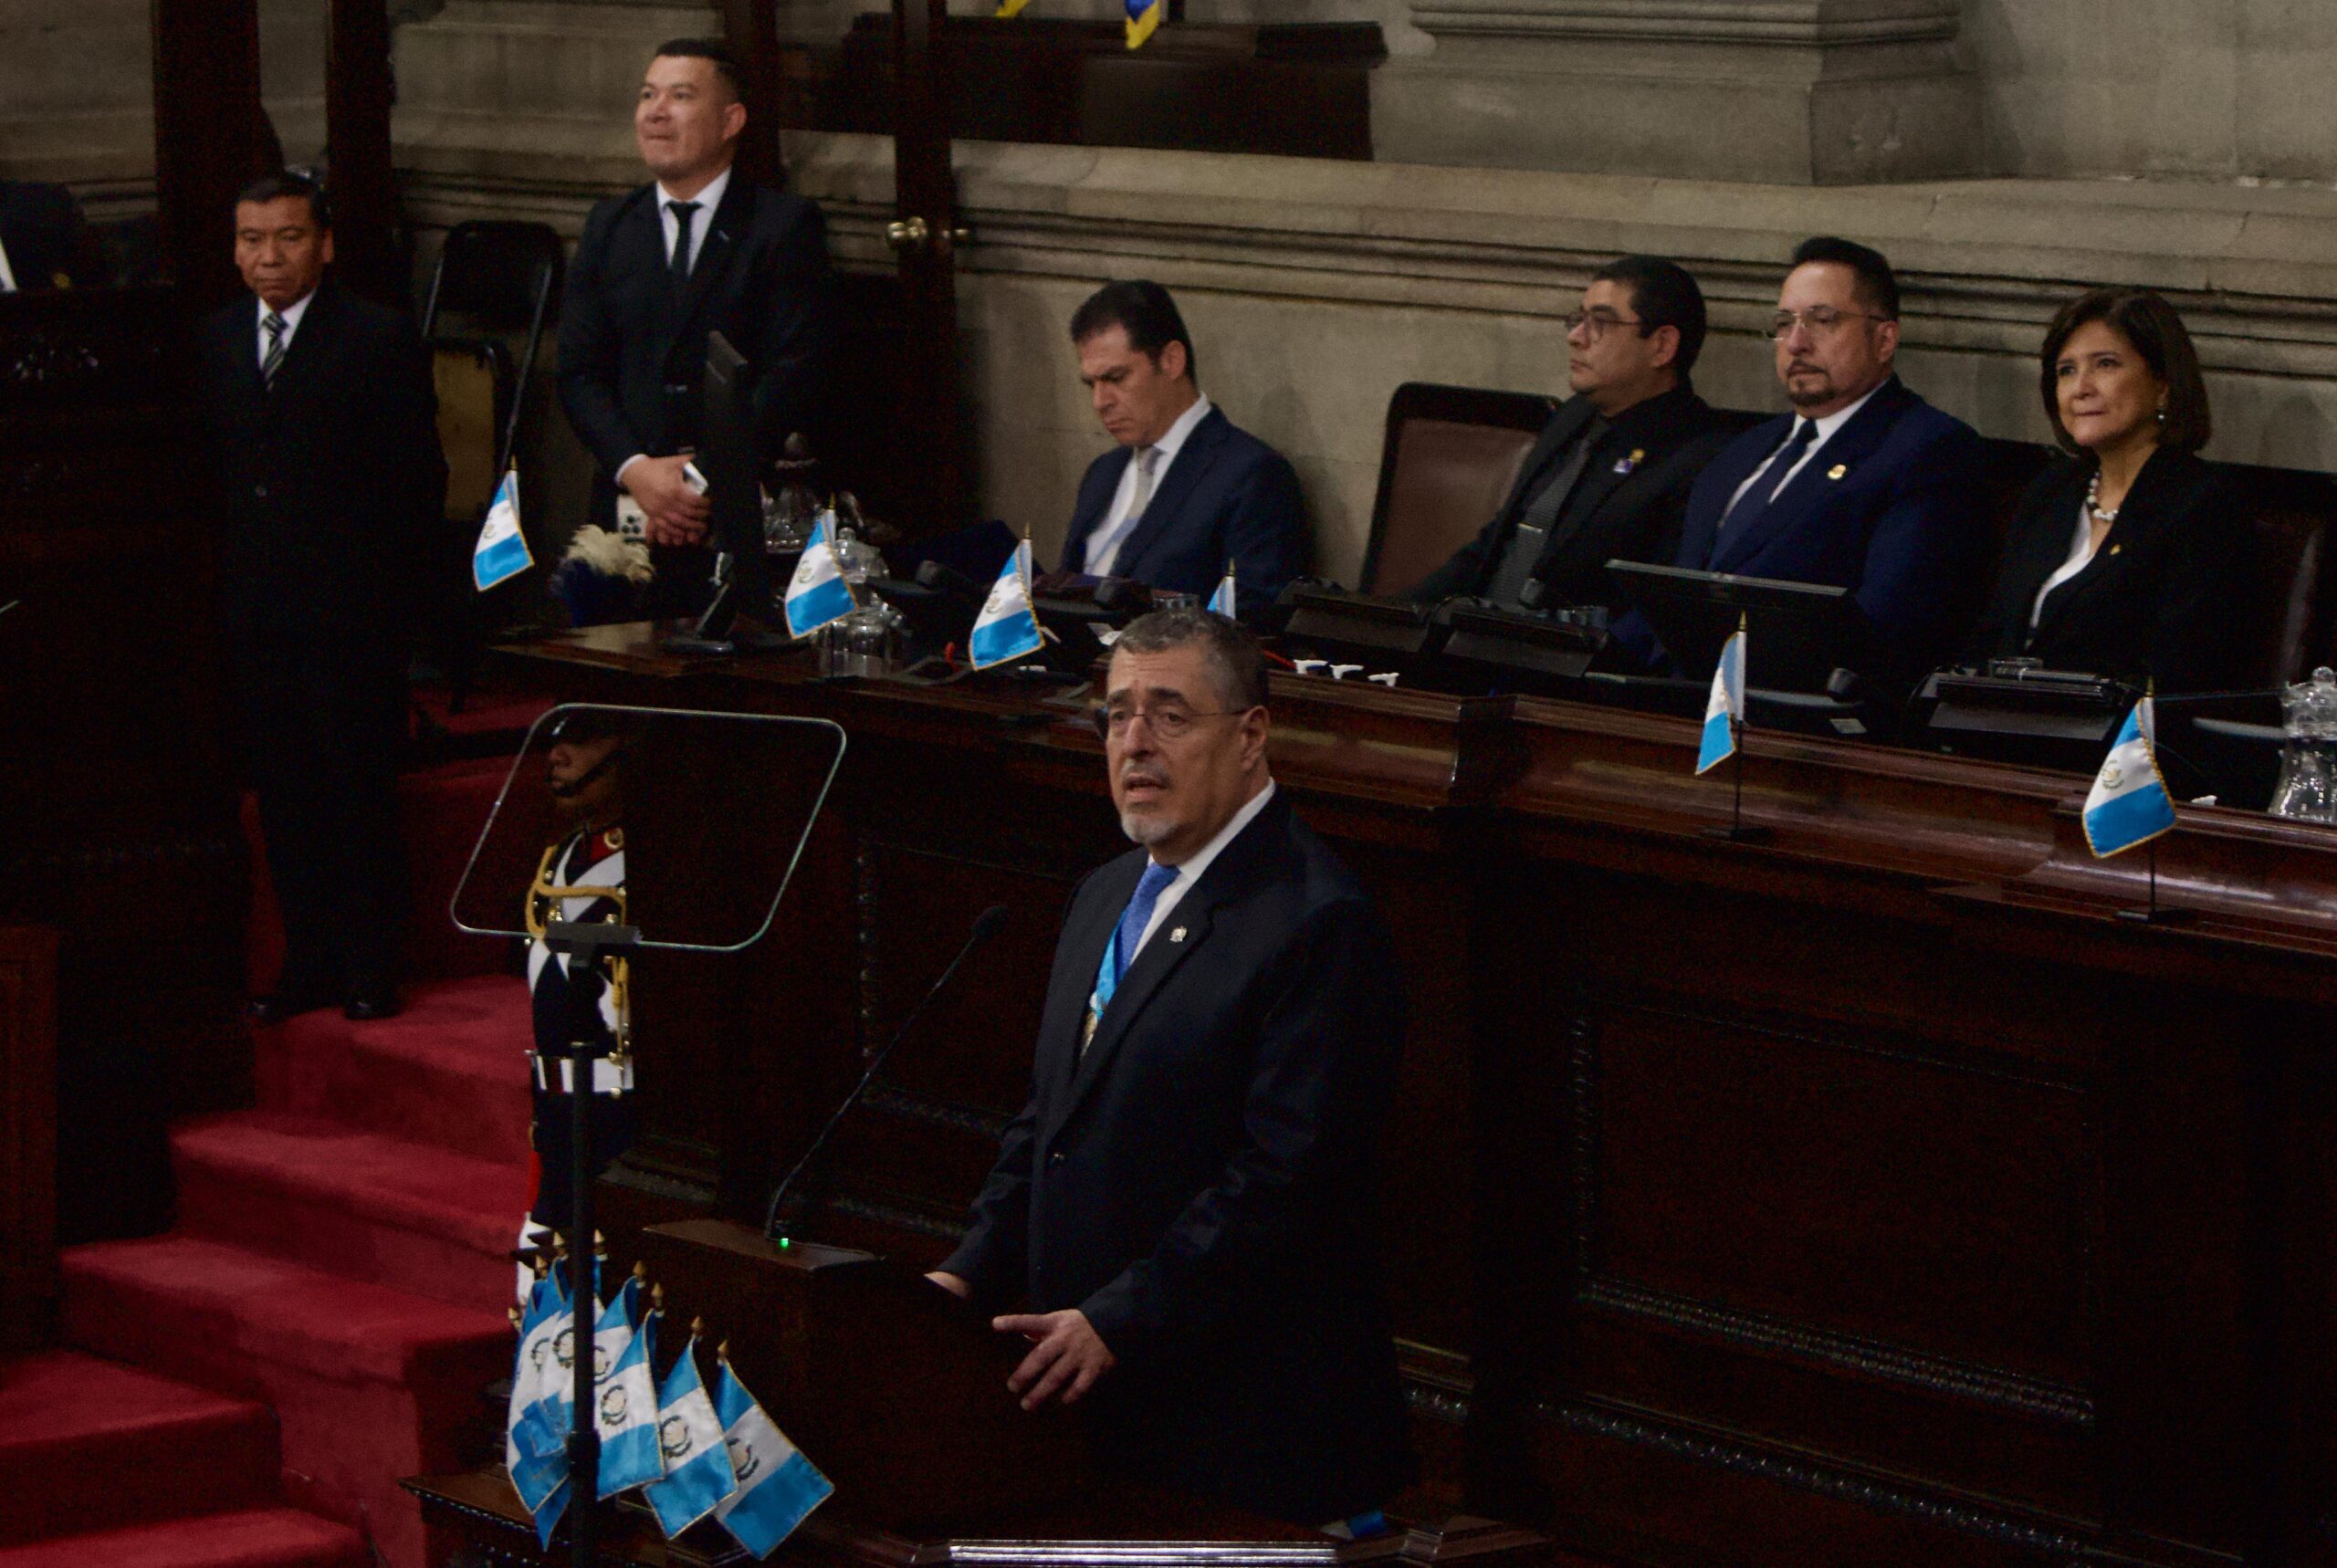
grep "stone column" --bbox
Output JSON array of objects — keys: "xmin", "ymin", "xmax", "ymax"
[{"xmin": 1375, "ymin": 0, "xmax": 1981, "ymax": 183}]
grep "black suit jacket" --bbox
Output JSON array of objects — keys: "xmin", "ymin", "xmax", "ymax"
[
  {"xmin": 942, "ymin": 790, "xmax": 1408, "ymax": 1522},
  {"xmin": 1967, "ymin": 448, "xmax": 2248, "ymax": 692},
  {"xmin": 193, "ymin": 278, "xmax": 446, "ymax": 670},
  {"xmin": 1061, "ymin": 406, "xmax": 1307, "ymax": 622},
  {"xmin": 1408, "ymin": 385, "xmax": 1734, "ymax": 608},
  {"xmin": 0, "ymin": 181, "xmax": 102, "ymax": 290},
  {"xmin": 558, "ymin": 173, "xmax": 833, "ymax": 602}
]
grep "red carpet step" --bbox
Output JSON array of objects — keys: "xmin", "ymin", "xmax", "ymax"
[
  {"xmin": 172, "ymin": 1111, "xmax": 526, "ymax": 1312},
  {"xmin": 0, "ymin": 1508, "xmax": 369, "ymax": 1568},
  {"xmin": 253, "ymin": 975, "xmax": 533, "ymax": 1166},
  {"xmin": 0, "ymin": 1352, "xmax": 279, "ymax": 1547},
  {"xmin": 61, "ymin": 1236, "xmax": 510, "ymax": 1568}
]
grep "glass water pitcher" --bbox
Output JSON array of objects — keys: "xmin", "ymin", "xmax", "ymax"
[{"xmin": 2269, "ymin": 666, "xmax": 2337, "ymax": 823}]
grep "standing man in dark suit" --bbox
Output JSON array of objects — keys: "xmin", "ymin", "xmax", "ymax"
[
  {"xmin": 558, "ymin": 37, "xmax": 833, "ymax": 614},
  {"xmin": 929, "ymin": 609, "xmax": 1408, "ymax": 1525},
  {"xmin": 1057, "ymin": 282, "xmax": 1306, "ymax": 622},
  {"xmin": 193, "ymin": 172, "xmax": 446, "ymax": 1022},
  {"xmin": 1407, "ymin": 256, "xmax": 1734, "ymax": 612},
  {"xmin": 0, "ymin": 180, "xmax": 104, "ymax": 291},
  {"xmin": 1616, "ymin": 236, "xmax": 1989, "ymax": 676}
]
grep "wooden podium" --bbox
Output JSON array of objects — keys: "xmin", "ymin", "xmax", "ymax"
[{"xmin": 406, "ymin": 1215, "xmax": 1553, "ymax": 1565}]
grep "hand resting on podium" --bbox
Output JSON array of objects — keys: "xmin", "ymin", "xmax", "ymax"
[{"xmin": 925, "ymin": 1270, "xmax": 1119, "ymax": 1410}]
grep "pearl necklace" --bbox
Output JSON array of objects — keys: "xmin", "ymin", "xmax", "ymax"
[{"xmin": 2085, "ymin": 470, "xmax": 2121, "ymax": 527}]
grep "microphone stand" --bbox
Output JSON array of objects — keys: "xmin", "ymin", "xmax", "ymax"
[
  {"xmin": 765, "ymin": 905, "xmax": 1008, "ymax": 1243},
  {"xmin": 545, "ymin": 915, "xmax": 641, "ymax": 1568}
]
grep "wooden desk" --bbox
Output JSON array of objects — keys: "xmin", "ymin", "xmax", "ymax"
[{"xmin": 481, "ymin": 625, "xmax": 2337, "ymax": 1568}]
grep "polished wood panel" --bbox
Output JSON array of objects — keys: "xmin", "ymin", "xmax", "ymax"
[{"xmin": 488, "ymin": 627, "xmax": 2337, "ymax": 1568}]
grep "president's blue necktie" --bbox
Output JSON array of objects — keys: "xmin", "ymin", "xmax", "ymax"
[{"xmin": 1085, "ymin": 861, "xmax": 1178, "ymax": 1056}]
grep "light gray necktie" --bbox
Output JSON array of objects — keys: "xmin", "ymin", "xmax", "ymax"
[
  {"xmin": 261, "ymin": 311, "xmax": 288, "ymax": 387},
  {"xmin": 1095, "ymin": 446, "xmax": 1158, "ymax": 574}
]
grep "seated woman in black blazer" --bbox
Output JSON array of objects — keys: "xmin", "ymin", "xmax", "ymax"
[{"xmin": 1968, "ymin": 287, "xmax": 2247, "ymax": 692}]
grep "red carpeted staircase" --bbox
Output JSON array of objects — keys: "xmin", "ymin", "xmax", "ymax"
[{"xmin": 6, "ymin": 706, "xmax": 544, "ymax": 1568}]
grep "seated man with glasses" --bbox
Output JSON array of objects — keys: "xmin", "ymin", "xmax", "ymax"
[
  {"xmin": 1409, "ymin": 256, "xmax": 1734, "ymax": 614},
  {"xmin": 928, "ymin": 607, "xmax": 1410, "ymax": 1528},
  {"xmin": 1613, "ymin": 235, "xmax": 1989, "ymax": 677}
]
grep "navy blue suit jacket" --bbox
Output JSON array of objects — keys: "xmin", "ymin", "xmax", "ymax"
[
  {"xmin": 1061, "ymin": 405, "xmax": 1307, "ymax": 622},
  {"xmin": 1628, "ymin": 377, "xmax": 1988, "ymax": 673},
  {"xmin": 941, "ymin": 791, "xmax": 1408, "ymax": 1522}
]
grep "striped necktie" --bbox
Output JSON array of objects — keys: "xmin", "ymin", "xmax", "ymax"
[{"xmin": 260, "ymin": 311, "xmax": 288, "ymax": 388}]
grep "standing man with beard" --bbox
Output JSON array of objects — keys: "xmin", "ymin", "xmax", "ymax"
[
  {"xmin": 928, "ymin": 609, "xmax": 1409, "ymax": 1527},
  {"xmin": 559, "ymin": 37, "xmax": 833, "ymax": 615}
]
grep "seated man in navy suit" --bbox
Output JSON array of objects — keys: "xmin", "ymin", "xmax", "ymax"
[
  {"xmin": 1613, "ymin": 236, "xmax": 1988, "ymax": 678},
  {"xmin": 928, "ymin": 609, "xmax": 1408, "ymax": 1525},
  {"xmin": 1055, "ymin": 281, "xmax": 1306, "ymax": 622}
]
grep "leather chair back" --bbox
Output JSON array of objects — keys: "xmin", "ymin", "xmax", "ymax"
[
  {"xmin": 2233, "ymin": 465, "xmax": 2337, "ymax": 685},
  {"xmin": 1360, "ymin": 382, "xmax": 1555, "ymax": 597}
]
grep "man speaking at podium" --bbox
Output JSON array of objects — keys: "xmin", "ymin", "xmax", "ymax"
[{"xmin": 929, "ymin": 609, "xmax": 1409, "ymax": 1526}]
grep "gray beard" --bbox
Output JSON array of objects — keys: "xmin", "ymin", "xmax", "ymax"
[{"xmin": 1119, "ymin": 810, "xmax": 1175, "ymax": 846}]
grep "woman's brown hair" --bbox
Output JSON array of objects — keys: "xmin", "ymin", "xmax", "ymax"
[{"xmin": 2038, "ymin": 286, "xmax": 2211, "ymax": 456}]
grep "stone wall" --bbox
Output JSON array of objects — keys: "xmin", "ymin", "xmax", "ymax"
[{"xmin": 1970, "ymin": 0, "xmax": 2337, "ymax": 183}]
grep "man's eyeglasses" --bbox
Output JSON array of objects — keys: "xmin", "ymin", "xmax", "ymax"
[
  {"xmin": 1769, "ymin": 308, "xmax": 1887, "ymax": 341},
  {"xmin": 1564, "ymin": 308, "xmax": 1645, "ymax": 340},
  {"xmin": 1090, "ymin": 705, "xmax": 1250, "ymax": 742}
]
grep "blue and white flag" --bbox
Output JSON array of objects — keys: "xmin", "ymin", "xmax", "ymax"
[
  {"xmin": 473, "ymin": 470, "xmax": 533, "ymax": 591},
  {"xmin": 1207, "ymin": 561, "xmax": 1237, "ymax": 619},
  {"xmin": 530, "ymin": 1479, "xmax": 570, "ymax": 1551},
  {"xmin": 595, "ymin": 1308, "xmax": 664, "ymax": 1497},
  {"xmin": 513, "ymin": 1291, "xmax": 574, "ymax": 1476},
  {"xmin": 1695, "ymin": 621, "xmax": 1745, "ymax": 775},
  {"xmin": 2083, "ymin": 697, "xmax": 2177, "ymax": 857},
  {"xmin": 644, "ymin": 1342, "xmax": 737, "ymax": 1537},
  {"xmin": 969, "ymin": 538, "xmax": 1043, "ymax": 670},
  {"xmin": 784, "ymin": 513, "xmax": 855, "ymax": 638},
  {"xmin": 712, "ymin": 1359, "xmax": 832, "ymax": 1559}
]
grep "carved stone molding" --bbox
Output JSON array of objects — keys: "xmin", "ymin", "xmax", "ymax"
[{"xmin": 1406, "ymin": 0, "xmax": 1962, "ymax": 47}]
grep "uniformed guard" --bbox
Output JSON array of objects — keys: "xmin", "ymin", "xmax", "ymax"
[{"xmin": 517, "ymin": 712, "xmax": 640, "ymax": 1288}]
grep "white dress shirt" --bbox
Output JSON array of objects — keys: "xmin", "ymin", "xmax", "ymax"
[
  {"xmin": 0, "ymin": 233, "xmax": 16, "ymax": 293},
  {"xmin": 1085, "ymin": 393, "xmax": 1213, "ymax": 578},
  {"xmin": 255, "ymin": 289, "xmax": 317, "ymax": 368},
  {"xmin": 2031, "ymin": 500, "xmax": 2101, "ymax": 628},
  {"xmin": 615, "ymin": 166, "xmax": 735, "ymax": 488},
  {"xmin": 657, "ymin": 165, "xmax": 730, "ymax": 277},
  {"xmin": 1723, "ymin": 381, "xmax": 1886, "ymax": 521},
  {"xmin": 1124, "ymin": 778, "xmax": 1275, "ymax": 966}
]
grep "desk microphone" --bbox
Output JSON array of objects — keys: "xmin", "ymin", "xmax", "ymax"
[{"xmin": 763, "ymin": 904, "xmax": 1009, "ymax": 1243}]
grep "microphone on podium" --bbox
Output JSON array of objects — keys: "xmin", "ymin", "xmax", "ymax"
[{"xmin": 763, "ymin": 904, "xmax": 1010, "ymax": 1244}]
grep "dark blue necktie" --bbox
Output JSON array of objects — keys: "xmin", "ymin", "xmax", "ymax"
[{"xmin": 1715, "ymin": 418, "xmax": 1817, "ymax": 549}]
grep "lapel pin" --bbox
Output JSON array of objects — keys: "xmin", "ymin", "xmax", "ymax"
[
  {"xmin": 1612, "ymin": 448, "xmax": 1644, "ymax": 476},
  {"xmin": 1827, "ymin": 464, "xmax": 1848, "ymax": 480},
  {"xmin": 2109, "ymin": 543, "xmax": 2122, "ymax": 556},
  {"xmin": 1169, "ymin": 926, "xmax": 1188, "ymax": 943}
]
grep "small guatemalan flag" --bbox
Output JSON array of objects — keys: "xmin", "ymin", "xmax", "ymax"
[
  {"xmin": 643, "ymin": 1337, "xmax": 738, "ymax": 1538},
  {"xmin": 593, "ymin": 1305, "xmax": 664, "ymax": 1497},
  {"xmin": 2082, "ymin": 697, "xmax": 2178, "ymax": 858},
  {"xmin": 474, "ymin": 469, "xmax": 533, "ymax": 590},
  {"xmin": 784, "ymin": 513, "xmax": 856, "ymax": 638},
  {"xmin": 711, "ymin": 1356, "xmax": 833, "ymax": 1559},
  {"xmin": 969, "ymin": 538, "xmax": 1044, "ymax": 669},
  {"xmin": 1695, "ymin": 619, "xmax": 1746, "ymax": 776},
  {"xmin": 1208, "ymin": 560, "xmax": 1237, "ymax": 619}
]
